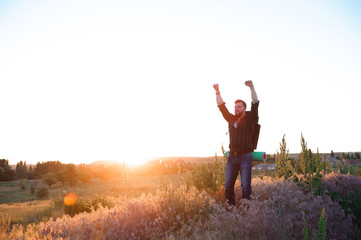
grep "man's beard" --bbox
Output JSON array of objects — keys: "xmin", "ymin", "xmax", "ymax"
[{"xmin": 235, "ymin": 111, "xmax": 245, "ymax": 118}]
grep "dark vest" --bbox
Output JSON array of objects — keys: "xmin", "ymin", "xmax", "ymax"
[{"xmin": 229, "ymin": 112, "xmax": 260, "ymax": 152}]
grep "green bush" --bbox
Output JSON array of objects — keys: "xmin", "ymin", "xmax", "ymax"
[
  {"xmin": 276, "ymin": 134, "xmax": 326, "ymax": 195},
  {"xmin": 30, "ymin": 180, "xmax": 38, "ymax": 195},
  {"xmin": 185, "ymin": 149, "xmax": 226, "ymax": 195},
  {"xmin": 30, "ymin": 186, "xmax": 36, "ymax": 195},
  {"xmin": 36, "ymin": 187, "xmax": 49, "ymax": 199},
  {"xmin": 42, "ymin": 172, "xmax": 58, "ymax": 188},
  {"xmin": 63, "ymin": 198, "xmax": 91, "ymax": 217},
  {"xmin": 53, "ymin": 194, "xmax": 115, "ymax": 217},
  {"xmin": 338, "ymin": 164, "xmax": 360, "ymax": 176},
  {"xmin": 18, "ymin": 178, "xmax": 27, "ymax": 191},
  {"xmin": 331, "ymin": 191, "xmax": 361, "ymax": 229}
]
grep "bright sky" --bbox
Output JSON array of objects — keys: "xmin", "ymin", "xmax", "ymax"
[{"xmin": 1, "ymin": 0, "xmax": 360, "ymax": 166}]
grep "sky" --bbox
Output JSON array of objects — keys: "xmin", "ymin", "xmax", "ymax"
[{"xmin": 0, "ymin": 0, "xmax": 360, "ymax": 166}]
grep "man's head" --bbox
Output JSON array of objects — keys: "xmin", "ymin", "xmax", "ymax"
[{"xmin": 234, "ymin": 99, "xmax": 246, "ymax": 117}]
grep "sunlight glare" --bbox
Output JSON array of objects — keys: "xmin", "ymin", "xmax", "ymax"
[{"xmin": 64, "ymin": 193, "xmax": 78, "ymax": 206}]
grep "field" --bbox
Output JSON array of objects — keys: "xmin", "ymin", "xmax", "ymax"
[
  {"xmin": 0, "ymin": 174, "xmax": 183, "ymax": 231},
  {"xmin": 1, "ymin": 157, "xmax": 361, "ymax": 239},
  {"xmin": 0, "ymin": 174, "xmax": 181, "ymax": 203}
]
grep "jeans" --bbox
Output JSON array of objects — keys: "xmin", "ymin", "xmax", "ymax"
[{"xmin": 225, "ymin": 152, "xmax": 252, "ymax": 205}]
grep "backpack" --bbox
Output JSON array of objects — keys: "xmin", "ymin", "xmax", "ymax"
[{"xmin": 252, "ymin": 123, "xmax": 261, "ymax": 150}]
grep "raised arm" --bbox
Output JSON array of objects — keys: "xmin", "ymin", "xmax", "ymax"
[
  {"xmin": 213, "ymin": 83, "xmax": 234, "ymax": 123},
  {"xmin": 245, "ymin": 80, "xmax": 258, "ymax": 104},
  {"xmin": 213, "ymin": 83, "xmax": 225, "ymax": 106}
]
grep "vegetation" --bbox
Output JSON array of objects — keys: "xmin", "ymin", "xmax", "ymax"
[
  {"xmin": 0, "ymin": 159, "xmax": 15, "ymax": 181},
  {"xmin": 1, "ymin": 136, "xmax": 361, "ymax": 239},
  {"xmin": 2, "ymin": 173, "xmax": 359, "ymax": 239},
  {"xmin": 185, "ymin": 149, "xmax": 226, "ymax": 195},
  {"xmin": 275, "ymin": 135, "xmax": 293, "ymax": 179},
  {"xmin": 303, "ymin": 208, "xmax": 327, "ymax": 240},
  {"xmin": 276, "ymin": 134, "xmax": 327, "ymax": 195},
  {"xmin": 15, "ymin": 161, "xmax": 28, "ymax": 179},
  {"xmin": 41, "ymin": 173, "xmax": 58, "ymax": 188},
  {"xmin": 35, "ymin": 187, "xmax": 49, "ymax": 199},
  {"xmin": 18, "ymin": 178, "xmax": 26, "ymax": 191}
]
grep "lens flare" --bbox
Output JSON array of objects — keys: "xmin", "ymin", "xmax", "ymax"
[{"xmin": 64, "ymin": 193, "xmax": 77, "ymax": 206}]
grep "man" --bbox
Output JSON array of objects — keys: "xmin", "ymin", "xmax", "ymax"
[{"xmin": 213, "ymin": 80, "xmax": 259, "ymax": 205}]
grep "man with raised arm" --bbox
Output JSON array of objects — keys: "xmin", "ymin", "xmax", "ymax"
[{"xmin": 213, "ymin": 81, "xmax": 260, "ymax": 205}]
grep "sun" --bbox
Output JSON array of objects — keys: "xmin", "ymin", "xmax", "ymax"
[{"xmin": 116, "ymin": 154, "xmax": 153, "ymax": 167}]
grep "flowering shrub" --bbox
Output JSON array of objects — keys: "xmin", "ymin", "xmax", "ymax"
[
  {"xmin": 231, "ymin": 177, "xmax": 356, "ymax": 239},
  {"xmin": 323, "ymin": 172, "xmax": 361, "ymax": 196},
  {"xmin": 5, "ymin": 176, "xmax": 359, "ymax": 240},
  {"xmin": 169, "ymin": 178, "xmax": 357, "ymax": 240},
  {"xmin": 323, "ymin": 172, "xmax": 361, "ymax": 230},
  {"xmin": 6, "ymin": 186, "xmax": 214, "ymax": 240}
]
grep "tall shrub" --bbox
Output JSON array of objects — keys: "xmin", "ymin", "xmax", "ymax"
[
  {"xmin": 275, "ymin": 135, "xmax": 294, "ymax": 179},
  {"xmin": 185, "ymin": 146, "xmax": 226, "ymax": 195},
  {"xmin": 303, "ymin": 208, "xmax": 327, "ymax": 240},
  {"xmin": 296, "ymin": 134, "xmax": 326, "ymax": 195},
  {"xmin": 276, "ymin": 134, "xmax": 326, "ymax": 195}
]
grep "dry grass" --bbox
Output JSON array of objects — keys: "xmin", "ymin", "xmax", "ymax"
[
  {"xmin": 0, "ymin": 200, "xmax": 59, "ymax": 234},
  {"xmin": 2, "ymin": 173, "xmax": 360, "ymax": 240},
  {"xmin": 0, "ymin": 174, "xmax": 183, "ymax": 235}
]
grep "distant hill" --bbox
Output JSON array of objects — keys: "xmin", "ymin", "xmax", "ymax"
[
  {"xmin": 89, "ymin": 160, "xmax": 119, "ymax": 166},
  {"xmin": 148, "ymin": 156, "xmax": 216, "ymax": 163},
  {"xmin": 83, "ymin": 151, "xmax": 361, "ymax": 167},
  {"xmin": 89, "ymin": 157, "xmax": 217, "ymax": 167}
]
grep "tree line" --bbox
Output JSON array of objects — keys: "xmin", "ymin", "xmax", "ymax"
[
  {"xmin": 0, "ymin": 159, "xmax": 126, "ymax": 186},
  {"xmin": 0, "ymin": 158, "xmax": 197, "ymax": 185}
]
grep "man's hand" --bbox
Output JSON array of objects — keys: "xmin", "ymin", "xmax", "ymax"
[
  {"xmin": 245, "ymin": 80, "xmax": 253, "ymax": 88},
  {"xmin": 213, "ymin": 83, "xmax": 224, "ymax": 105},
  {"xmin": 213, "ymin": 83, "xmax": 220, "ymax": 92},
  {"xmin": 246, "ymin": 80, "xmax": 259, "ymax": 103}
]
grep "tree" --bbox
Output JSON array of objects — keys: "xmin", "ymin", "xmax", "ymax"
[
  {"xmin": 0, "ymin": 159, "xmax": 9, "ymax": 168},
  {"xmin": 42, "ymin": 173, "xmax": 58, "ymax": 188},
  {"xmin": 3, "ymin": 166, "xmax": 16, "ymax": 181},
  {"xmin": 79, "ymin": 172, "xmax": 91, "ymax": 184},
  {"xmin": 65, "ymin": 164, "xmax": 78, "ymax": 187},
  {"xmin": 57, "ymin": 170, "xmax": 67, "ymax": 186},
  {"xmin": 0, "ymin": 159, "xmax": 15, "ymax": 181},
  {"xmin": 16, "ymin": 161, "xmax": 28, "ymax": 179},
  {"xmin": 34, "ymin": 161, "xmax": 65, "ymax": 178},
  {"xmin": 27, "ymin": 164, "xmax": 36, "ymax": 180}
]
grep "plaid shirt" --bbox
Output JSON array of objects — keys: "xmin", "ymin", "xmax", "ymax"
[{"xmin": 218, "ymin": 101, "xmax": 259, "ymax": 153}]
